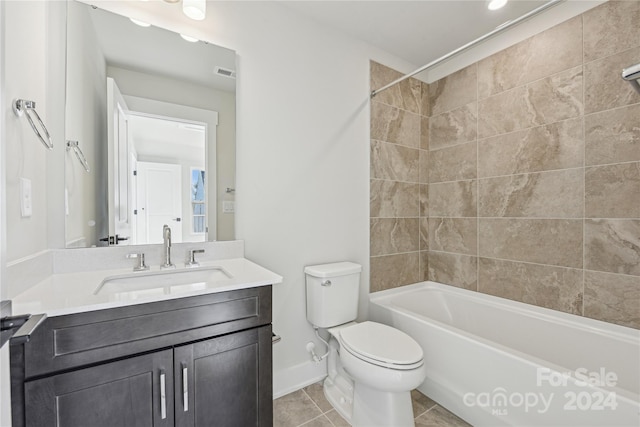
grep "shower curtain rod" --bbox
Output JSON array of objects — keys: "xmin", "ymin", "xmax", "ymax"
[{"xmin": 371, "ymin": 0, "xmax": 564, "ymax": 98}]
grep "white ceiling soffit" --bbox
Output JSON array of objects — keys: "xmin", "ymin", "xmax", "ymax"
[
  {"xmin": 88, "ymin": 4, "xmax": 236, "ymax": 92},
  {"xmin": 280, "ymin": 0, "xmax": 549, "ymax": 66},
  {"xmin": 128, "ymin": 114, "xmax": 205, "ymax": 161}
]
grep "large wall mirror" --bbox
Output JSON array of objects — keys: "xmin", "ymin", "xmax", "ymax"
[{"xmin": 64, "ymin": 1, "xmax": 236, "ymax": 248}]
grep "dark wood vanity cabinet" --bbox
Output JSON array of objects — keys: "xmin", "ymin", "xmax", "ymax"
[{"xmin": 10, "ymin": 286, "xmax": 273, "ymax": 427}]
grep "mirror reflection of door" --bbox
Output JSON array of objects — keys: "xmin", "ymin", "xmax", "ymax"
[
  {"xmin": 107, "ymin": 78, "xmax": 133, "ymax": 245},
  {"xmin": 136, "ymin": 162, "xmax": 183, "ymax": 244},
  {"xmin": 107, "ymin": 79, "xmax": 208, "ymax": 245}
]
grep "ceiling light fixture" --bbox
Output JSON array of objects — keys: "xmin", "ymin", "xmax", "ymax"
[
  {"xmin": 130, "ymin": 18, "xmax": 151, "ymax": 27},
  {"xmin": 180, "ymin": 34, "xmax": 199, "ymax": 43},
  {"xmin": 488, "ymin": 0, "xmax": 508, "ymax": 11},
  {"xmin": 183, "ymin": 0, "xmax": 206, "ymax": 20}
]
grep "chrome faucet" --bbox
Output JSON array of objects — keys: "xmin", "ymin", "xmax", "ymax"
[{"xmin": 161, "ymin": 225, "xmax": 175, "ymax": 269}]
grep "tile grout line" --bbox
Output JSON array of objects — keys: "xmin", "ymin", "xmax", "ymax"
[
  {"xmin": 301, "ymin": 387, "xmax": 326, "ymax": 417},
  {"xmin": 476, "ymin": 62, "xmax": 480, "ymax": 293},
  {"xmin": 582, "ymin": 15, "xmax": 587, "ymax": 319}
]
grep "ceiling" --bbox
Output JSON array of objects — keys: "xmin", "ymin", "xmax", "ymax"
[
  {"xmin": 281, "ymin": 0, "xmax": 547, "ymax": 67},
  {"xmin": 128, "ymin": 114, "xmax": 205, "ymax": 163},
  {"xmin": 87, "ymin": 3, "xmax": 236, "ymax": 92}
]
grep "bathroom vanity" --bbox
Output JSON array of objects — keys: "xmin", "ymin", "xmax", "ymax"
[{"xmin": 7, "ymin": 256, "xmax": 281, "ymax": 427}]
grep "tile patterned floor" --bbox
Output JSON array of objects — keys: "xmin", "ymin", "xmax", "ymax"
[{"xmin": 274, "ymin": 382, "xmax": 472, "ymax": 427}]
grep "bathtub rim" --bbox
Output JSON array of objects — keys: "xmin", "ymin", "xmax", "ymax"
[
  {"xmin": 369, "ymin": 281, "xmax": 640, "ymax": 402},
  {"xmin": 370, "ymin": 281, "xmax": 640, "ymax": 343}
]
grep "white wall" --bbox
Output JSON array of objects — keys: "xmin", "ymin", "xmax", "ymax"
[{"xmin": 4, "ymin": 1, "xmax": 50, "ymax": 263}]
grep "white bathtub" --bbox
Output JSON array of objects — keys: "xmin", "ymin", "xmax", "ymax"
[{"xmin": 369, "ymin": 281, "xmax": 640, "ymax": 427}]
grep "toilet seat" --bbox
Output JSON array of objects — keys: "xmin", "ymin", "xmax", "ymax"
[{"xmin": 338, "ymin": 321, "xmax": 423, "ymax": 370}]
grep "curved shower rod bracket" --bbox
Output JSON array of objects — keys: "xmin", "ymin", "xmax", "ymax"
[
  {"xmin": 66, "ymin": 140, "xmax": 91, "ymax": 173},
  {"xmin": 12, "ymin": 99, "xmax": 54, "ymax": 150}
]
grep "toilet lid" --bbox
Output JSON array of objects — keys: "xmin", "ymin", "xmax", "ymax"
[{"xmin": 339, "ymin": 321, "xmax": 423, "ymax": 370}]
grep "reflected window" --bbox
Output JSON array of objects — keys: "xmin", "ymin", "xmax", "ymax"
[{"xmin": 191, "ymin": 168, "xmax": 206, "ymax": 233}]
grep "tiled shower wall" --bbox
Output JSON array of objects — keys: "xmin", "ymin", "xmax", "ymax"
[
  {"xmin": 370, "ymin": 0, "xmax": 640, "ymax": 329},
  {"xmin": 370, "ymin": 63, "xmax": 430, "ymax": 293}
]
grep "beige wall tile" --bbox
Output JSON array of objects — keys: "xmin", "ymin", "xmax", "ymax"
[
  {"xmin": 370, "ymin": 253, "xmax": 420, "ymax": 292},
  {"xmin": 421, "ymin": 82, "xmax": 431, "ymax": 118},
  {"xmin": 371, "ymin": 101, "xmax": 421, "ymax": 147},
  {"xmin": 478, "ymin": 169, "xmax": 584, "ymax": 218},
  {"xmin": 585, "ymin": 219, "xmax": 640, "ymax": 276},
  {"xmin": 478, "ymin": 67, "xmax": 583, "ymax": 138},
  {"xmin": 419, "ymin": 184, "xmax": 429, "ymax": 218},
  {"xmin": 429, "ymin": 218, "xmax": 477, "ymax": 255},
  {"xmin": 429, "ymin": 142, "xmax": 477, "ymax": 183},
  {"xmin": 585, "ymin": 162, "xmax": 640, "ymax": 218},
  {"xmin": 479, "ymin": 219, "xmax": 583, "ymax": 268},
  {"xmin": 584, "ymin": 270, "xmax": 640, "ymax": 329},
  {"xmin": 419, "ymin": 217, "xmax": 429, "ymax": 252},
  {"xmin": 584, "ymin": 47, "xmax": 640, "ymax": 114},
  {"xmin": 419, "ymin": 149, "xmax": 429, "ymax": 184},
  {"xmin": 478, "ymin": 17, "xmax": 583, "ymax": 99},
  {"xmin": 429, "ymin": 180, "xmax": 477, "ymax": 217},
  {"xmin": 419, "ymin": 251, "xmax": 429, "ymax": 282},
  {"xmin": 478, "ymin": 258, "xmax": 583, "ymax": 315},
  {"xmin": 428, "ymin": 251, "xmax": 477, "ymax": 291},
  {"xmin": 370, "ymin": 61, "xmax": 422, "ymax": 114},
  {"xmin": 585, "ymin": 103, "xmax": 640, "ymax": 166},
  {"xmin": 429, "ymin": 102, "xmax": 477, "ymax": 150},
  {"xmin": 370, "ymin": 180, "xmax": 419, "ymax": 218},
  {"xmin": 429, "ymin": 64, "xmax": 477, "ymax": 116},
  {"xmin": 370, "ymin": 140, "xmax": 419, "ymax": 182},
  {"xmin": 370, "ymin": 218, "xmax": 419, "ymax": 257},
  {"xmin": 420, "ymin": 116, "xmax": 429, "ymax": 150},
  {"xmin": 583, "ymin": 1, "xmax": 640, "ymax": 63},
  {"xmin": 478, "ymin": 118, "xmax": 584, "ymax": 178}
]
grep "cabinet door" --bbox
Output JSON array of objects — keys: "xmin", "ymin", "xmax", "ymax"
[
  {"xmin": 174, "ymin": 325, "xmax": 272, "ymax": 427},
  {"xmin": 24, "ymin": 350, "xmax": 174, "ymax": 427}
]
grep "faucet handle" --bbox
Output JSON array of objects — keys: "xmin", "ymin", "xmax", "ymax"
[
  {"xmin": 127, "ymin": 253, "xmax": 149, "ymax": 271},
  {"xmin": 186, "ymin": 249, "xmax": 205, "ymax": 268}
]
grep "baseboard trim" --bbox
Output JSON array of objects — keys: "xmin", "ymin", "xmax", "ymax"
[{"xmin": 273, "ymin": 360, "xmax": 327, "ymax": 399}]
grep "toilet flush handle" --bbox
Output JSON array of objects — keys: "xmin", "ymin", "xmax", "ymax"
[{"xmin": 321, "ymin": 279, "xmax": 332, "ymax": 287}]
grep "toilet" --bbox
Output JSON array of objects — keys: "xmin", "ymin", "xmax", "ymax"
[{"xmin": 305, "ymin": 262, "xmax": 426, "ymax": 427}]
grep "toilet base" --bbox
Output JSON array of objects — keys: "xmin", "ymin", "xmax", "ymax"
[
  {"xmin": 323, "ymin": 375, "xmax": 415, "ymax": 427},
  {"xmin": 323, "ymin": 375, "xmax": 353, "ymax": 423},
  {"xmin": 352, "ymin": 382, "xmax": 414, "ymax": 427}
]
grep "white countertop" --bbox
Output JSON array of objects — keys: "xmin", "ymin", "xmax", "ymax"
[{"xmin": 12, "ymin": 258, "xmax": 283, "ymax": 317}]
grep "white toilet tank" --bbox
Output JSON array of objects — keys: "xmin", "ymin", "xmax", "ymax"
[{"xmin": 305, "ymin": 262, "xmax": 362, "ymax": 328}]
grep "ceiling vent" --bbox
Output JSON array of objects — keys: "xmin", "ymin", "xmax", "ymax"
[{"xmin": 214, "ymin": 66, "xmax": 236, "ymax": 79}]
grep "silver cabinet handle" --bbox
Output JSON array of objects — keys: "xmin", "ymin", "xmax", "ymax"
[
  {"xmin": 182, "ymin": 363, "xmax": 189, "ymax": 412},
  {"xmin": 160, "ymin": 369, "xmax": 167, "ymax": 420}
]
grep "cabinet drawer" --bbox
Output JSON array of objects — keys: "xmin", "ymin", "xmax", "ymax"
[{"xmin": 20, "ymin": 286, "xmax": 271, "ymax": 378}]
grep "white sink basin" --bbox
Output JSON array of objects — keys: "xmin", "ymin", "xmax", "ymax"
[{"xmin": 94, "ymin": 266, "xmax": 233, "ymax": 300}]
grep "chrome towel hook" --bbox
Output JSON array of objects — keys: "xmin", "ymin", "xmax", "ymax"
[
  {"xmin": 12, "ymin": 99, "xmax": 53, "ymax": 150},
  {"xmin": 66, "ymin": 140, "xmax": 90, "ymax": 173}
]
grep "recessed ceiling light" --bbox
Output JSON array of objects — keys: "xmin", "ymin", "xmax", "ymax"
[
  {"xmin": 183, "ymin": 0, "xmax": 206, "ymax": 20},
  {"xmin": 130, "ymin": 18, "xmax": 151, "ymax": 27},
  {"xmin": 488, "ymin": 0, "xmax": 508, "ymax": 11},
  {"xmin": 180, "ymin": 34, "xmax": 199, "ymax": 43}
]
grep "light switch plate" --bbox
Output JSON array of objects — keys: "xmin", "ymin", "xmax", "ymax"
[
  {"xmin": 20, "ymin": 177, "xmax": 32, "ymax": 217},
  {"xmin": 223, "ymin": 201, "xmax": 235, "ymax": 214}
]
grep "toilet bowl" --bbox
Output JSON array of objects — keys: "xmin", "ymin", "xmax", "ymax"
[
  {"xmin": 325, "ymin": 321, "xmax": 426, "ymax": 426},
  {"xmin": 305, "ymin": 262, "xmax": 426, "ymax": 426}
]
